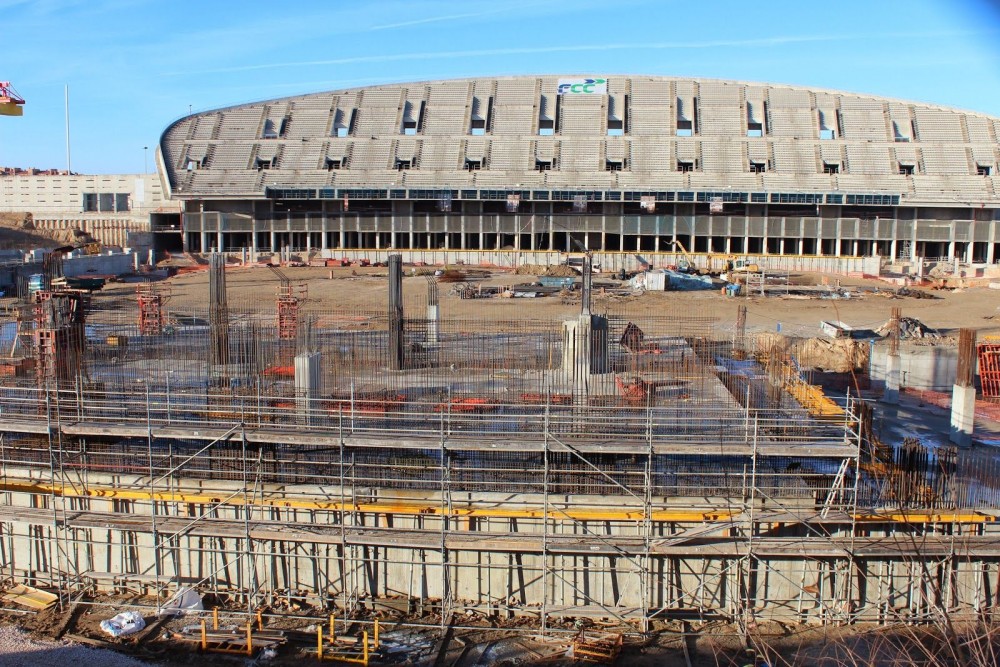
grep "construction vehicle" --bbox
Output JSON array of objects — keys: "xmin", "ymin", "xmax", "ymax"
[
  {"xmin": 0, "ymin": 82, "xmax": 24, "ymax": 116},
  {"xmin": 718, "ymin": 256, "xmax": 760, "ymax": 280},
  {"xmin": 667, "ymin": 240, "xmax": 699, "ymax": 273}
]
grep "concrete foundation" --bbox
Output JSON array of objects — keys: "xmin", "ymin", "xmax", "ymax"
[{"xmin": 0, "ymin": 465, "xmax": 997, "ymax": 623}]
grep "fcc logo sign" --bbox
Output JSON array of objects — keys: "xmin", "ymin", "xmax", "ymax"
[{"xmin": 557, "ymin": 78, "xmax": 607, "ymax": 95}]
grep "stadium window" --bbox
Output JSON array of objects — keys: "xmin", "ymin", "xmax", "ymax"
[
  {"xmin": 98, "ymin": 193, "xmax": 115, "ymax": 212},
  {"xmin": 746, "ymin": 102, "xmax": 763, "ymax": 137},
  {"xmin": 892, "ymin": 120, "xmax": 910, "ymax": 142},
  {"xmin": 186, "ymin": 160, "xmax": 200, "ymax": 171},
  {"xmin": 817, "ymin": 110, "xmax": 836, "ymax": 139},
  {"xmin": 261, "ymin": 119, "xmax": 278, "ymax": 139},
  {"xmin": 395, "ymin": 159, "xmax": 412, "ymax": 171},
  {"xmin": 278, "ymin": 116, "xmax": 290, "ymax": 138},
  {"xmin": 676, "ymin": 97, "xmax": 695, "ymax": 136},
  {"xmin": 82, "ymin": 193, "xmax": 98, "ymax": 212},
  {"xmin": 898, "ymin": 163, "xmax": 914, "ymax": 176},
  {"xmin": 325, "ymin": 158, "xmax": 343, "ymax": 170},
  {"xmin": 538, "ymin": 93, "xmax": 557, "ymax": 136},
  {"xmin": 605, "ymin": 160, "xmax": 624, "ymax": 172},
  {"xmin": 401, "ymin": 101, "xmax": 420, "ymax": 135},
  {"xmin": 332, "ymin": 108, "xmax": 353, "ymax": 137},
  {"xmin": 977, "ymin": 164, "xmax": 992, "ymax": 176},
  {"xmin": 255, "ymin": 158, "xmax": 272, "ymax": 171},
  {"xmin": 536, "ymin": 159, "xmax": 553, "ymax": 172},
  {"xmin": 749, "ymin": 162, "xmax": 766, "ymax": 174},
  {"xmin": 465, "ymin": 159, "xmax": 482, "ymax": 171},
  {"xmin": 823, "ymin": 162, "xmax": 840, "ymax": 174},
  {"xmin": 608, "ymin": 95, "xmax": 625, "ymax": 136},
  {"xmin": 677, "ymin": 160, "xmax": 694, "ymax": 173},
  {"xmin": 470, "ymin": 95, "xmax": 490, "ymax": 135},
  {"xmin": 115, "ymin": 193, "xmax": 130, "ymax": 212}
]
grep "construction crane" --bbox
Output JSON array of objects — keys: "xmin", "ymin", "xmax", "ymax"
[{"xmin": 0, "ymin": 81, "xmax": 24, "ymax": 116}]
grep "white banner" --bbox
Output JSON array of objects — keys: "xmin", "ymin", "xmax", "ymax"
[{"xmin": 557, "ymin": 78, "xmax": 607, "ymax": 95}]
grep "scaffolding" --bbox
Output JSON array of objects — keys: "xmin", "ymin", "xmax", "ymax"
[
  {"xmin": 0, "ymin": 270, "xmax": 997, "ymax": 633},
  {"xmin": 137, "ymin": 282, "xmax": 168, "ymax": 336}
]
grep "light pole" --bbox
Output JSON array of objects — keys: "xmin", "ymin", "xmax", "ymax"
[{"xmin": 144, "ymin": 146, "xmax": 148, "ymax": 175}]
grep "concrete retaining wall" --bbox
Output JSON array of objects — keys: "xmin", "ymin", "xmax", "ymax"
[
  {"xmin": 0, "ymin": 467, "xmax": 994, "ymax": 623},
  {"xmin": 870, "ymin": 344, "xmax": 959, "ymax": 391}
]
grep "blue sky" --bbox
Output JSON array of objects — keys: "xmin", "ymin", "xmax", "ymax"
[{"xmin": 1, "ymin": 0, "xmax": 999, "ymax": 174}]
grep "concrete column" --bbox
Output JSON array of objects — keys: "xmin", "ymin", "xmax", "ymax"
[
  {"xmin": 561, "ymin": 314, "xmax": 609, "ymax": 395},
  {"xmin": 426, "ymin": 304, "xmax": 439, "ymax": 343},
  {"xmin": 950, "ymin": 328, "xmax": 977, "ymax": 447},
  {"xmin": 269, "ymin": 230, "xmax": 277, "ymax": 254},
  {"xmin": 321, "ymin": 217, "xmax": 329, "ymax": 251},
  {"xmin": 883, "ymin": 353, "xmax": 900, "ymax": 405},
  {"xmin": 294, "ymin": 352, "xmax": 322, "ymax": 425},
  {"xmin": 217, "ymin": 229, "xmax": 224, "ymax": 254},
  {"xmin": 200, "ymin": 231, "xmax": 208, "ymax": 253},
  {"xmin": 950, "ymin": 385, "xmax": 976, "ymax": 447}
]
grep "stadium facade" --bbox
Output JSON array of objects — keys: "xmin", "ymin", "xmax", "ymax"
[{"xmin": 158, "ymin": 75, "xmax": 1000, "ymax": 266}]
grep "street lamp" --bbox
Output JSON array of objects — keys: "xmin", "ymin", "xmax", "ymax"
[{"xmin": 144, "ymin": 146, "xmax": 148, "ymax": 174}]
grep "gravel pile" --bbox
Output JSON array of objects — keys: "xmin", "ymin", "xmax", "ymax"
[{"xmin": 0, "ymin": 626, "xmax": 151, "ymax": 667}]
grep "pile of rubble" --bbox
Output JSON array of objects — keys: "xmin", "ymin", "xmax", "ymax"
[
  {"xmin": 876, "ymin": 316, "xmax": 941, "ymax": 339},
  {"xmin": 514, "ymin": 264, "xmax": 578, "ymax": 277}
]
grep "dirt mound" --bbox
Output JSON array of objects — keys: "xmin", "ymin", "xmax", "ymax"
[
  {"xmin": 756, "ymin": 333, "xmax": 869, "ymax": 373},
  {"xmin": 0, "ymin": 213, "xmax": 96, "ymax": 250},
  {"xmin": 514, "ymin": 263, "xmax": 578, "ymax": 277},
  {"xmin": 875, "ymin": 316, "xmax": 940, "ymax": 339}
]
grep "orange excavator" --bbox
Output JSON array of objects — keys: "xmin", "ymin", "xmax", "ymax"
[{"xmin": 0, "ymin": 82, "xmax": 24, "ymax": 116}]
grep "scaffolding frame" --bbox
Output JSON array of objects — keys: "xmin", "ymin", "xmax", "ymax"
[{"xmin": 0, "ymin": 293, "xmax": 996, "ymax": 631}]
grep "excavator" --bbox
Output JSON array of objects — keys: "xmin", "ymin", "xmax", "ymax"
[{"xmin": 0, "ymin": 81, "xmax": 24, "ymax": 116}]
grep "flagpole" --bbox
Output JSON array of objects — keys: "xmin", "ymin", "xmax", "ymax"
[{"xmin": 65, "ymin": 85, "xmax": 72, "ymax": 173}]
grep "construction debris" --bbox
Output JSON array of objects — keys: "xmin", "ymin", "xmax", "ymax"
[
  {"xmin": 876, "ymin": 316, "xmax": 940, "ymax": 339},
  {"xmin": 158, "ymin": 587, "xmax": 203, "ymax": 618},
  {"xmin": 757, "ymin": 333, "xmax": 870, "ymax": 373},
  {"xmin": 0, "ymin": 583, "xmax": 57, "ymax": 611},
  {"xmin": 514, "ymin": 263, "xmax": 578, "ymax": 277},
  {"xmin": 99, "ymin": 611, "xmax": 146, "ymax": 638}
]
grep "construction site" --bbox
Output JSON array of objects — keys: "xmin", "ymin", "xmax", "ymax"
[{"xmin": 1, "ymin": 248, "xmax": 1000, "ymax": 665}]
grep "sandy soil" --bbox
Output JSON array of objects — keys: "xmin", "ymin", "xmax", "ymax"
[{"xmin": 102, "ymin": 265, "xmax": 1000, "ymax": 341}]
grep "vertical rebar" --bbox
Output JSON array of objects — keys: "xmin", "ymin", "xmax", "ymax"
[
  {"xmin": 956, "ymin": 328, "xmax": 977, "ymax": 388},
  {"xmin": 208, "ymin": 253, "xmax": 230, "ymax": 371},
  {"xmin": 388, "ymin": 254, "xmax": 404, "ymax": 371}
]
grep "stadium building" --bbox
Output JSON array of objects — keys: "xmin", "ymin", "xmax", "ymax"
[{"xmin": 158, "ymin": 75, "xmax": 1000, "ymax": 269}]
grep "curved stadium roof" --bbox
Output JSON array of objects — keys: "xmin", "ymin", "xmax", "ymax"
[{"xmin": 160, "ymin": 75, "xmax": 1000, "ymax": 206}]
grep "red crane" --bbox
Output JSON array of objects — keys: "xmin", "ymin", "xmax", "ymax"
[{"xmin": 0, "ymin": 81, "xmax": 24, "ymax": 116}]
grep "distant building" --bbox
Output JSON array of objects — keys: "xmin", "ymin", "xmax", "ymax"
[
  {"xmin": 0, "ymin": 172, "xmax": 174, "ymax": 248},
  {"xmin": 157, "ymin": 76, "xmax": 1000, "ymax": 264}
]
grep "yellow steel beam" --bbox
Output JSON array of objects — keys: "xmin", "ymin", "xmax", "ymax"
[
  {"xmin": 0, "ymin": 479, "xmax": 732, "ymax": 523},
  {"xmin": 1, "ymin": 479, "xmax": 992, "ymax": 525}
]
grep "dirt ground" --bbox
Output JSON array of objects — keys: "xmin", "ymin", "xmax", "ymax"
[{"xmin": 103, "ymin": 264, "xmax": 1000, "ymax": 341}]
